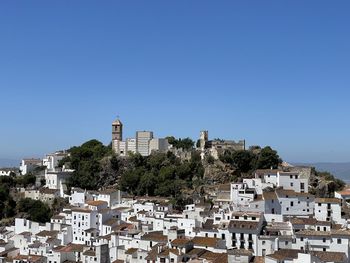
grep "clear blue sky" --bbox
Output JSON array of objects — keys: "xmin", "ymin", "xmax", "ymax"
[{"xmin": 1, "ymin": 1, "xmax": 349, "ymax": 163}]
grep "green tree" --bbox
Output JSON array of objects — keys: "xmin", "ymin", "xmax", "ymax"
[
  {"xmin": 231, "ymin": 150, "xmax": 255, "ymax": 173},
  {"xmin": 120, "ymin": 168, "xmax": 144, "ymax": 194},
  {"xmin": 219, "ymin": 150, "xmax": 234, "ymax": 164},
  {"xmin": 15, "ymin": 174, "xmax": 36, "ymax": 187},
  {"xmin": 255, "ymin": 146, "xmax": 281, "ymax": 169},
  {"xmin": 138, "ymin": 172, "xmax": 157, "ymax": 196},
  {"xmin": 166, "ymin": 136, "xmax": 194, "ymax": 150},
  {"xmin": 64, "ymin": 139, "xmax": 111, "ymax": 190},
  {"xmin": 17, "ymin": 198, "xmax": 52, "ymax": 223}
]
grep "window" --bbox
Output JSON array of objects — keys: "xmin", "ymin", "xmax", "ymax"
[
  {"xmin": 252, "ymin": 217, "xmax": 256, "ymax": 220},
  {"xmin": 338, "ymin": 239, "xmax": 342, "ymax": 244},
  {"xmin": 290, "ymin": 175, "xmax": 293, "ymax": 179},
  {"xmin": 290, "ymin": 201, "xmax": 294, "ymax": 207},
  {"xmin": 285, "ymin": 241, "xmax": 288, "ymax": 245},
  {"xmin": 323, "ymin": 238, "xmax": 326, "ymax": 243},
  {"xmin": 290, "ymin": 183, "xmax": 293, "ymax": 187},
  {"xmin": 300, "ymin": 237, "xmax": 303, "ymax": 241}
]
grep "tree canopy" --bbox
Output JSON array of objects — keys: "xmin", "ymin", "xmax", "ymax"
[
  {"xmin": 119, "ymin": 152, "xmax": 203, "ymax": 198},
  {"xmin": 219, "ymin": 146, "xmax": 282, "ymax": 173},
  {"xmin": 63, "ymin": 139, "xmax": 112, "ymax": 190},
  {"xmin": 17, "ymin": 198, "xmax": 52, "ymax": 223},
  {"xmin": 166, "ymin": 136, "xmax": 194, "ymax": 150}
]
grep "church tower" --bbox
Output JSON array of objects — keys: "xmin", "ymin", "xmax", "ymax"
[{"xmin": 112, "ymin": 118, "xmax": 123, "ymax": 141}]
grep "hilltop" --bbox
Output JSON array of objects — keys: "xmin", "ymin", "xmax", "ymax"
[{"xmin": 58, "ymin": 139, "xmax": 346, "ymax": 208}]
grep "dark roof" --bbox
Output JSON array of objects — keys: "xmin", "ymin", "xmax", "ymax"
[
  {"xmin": 141, "ymin": 231, "xmax": 168, "ymax": 242},
  {"xmin": 191, "ymin": 237, "xmax": 220, "ymax": 248}
]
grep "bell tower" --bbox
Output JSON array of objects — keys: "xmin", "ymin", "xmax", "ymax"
[{"xmin": 112, "ymin": 118, "xmax": 123, "ymax": 141}]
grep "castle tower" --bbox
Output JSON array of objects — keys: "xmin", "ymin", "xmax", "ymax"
[
  {"xmin": 112, "ymin": 118, "xmax": 123, "ymax": 141},
  {"xmin": 199, "ymin": 130, "xmax": 208, "ymax": 150}
]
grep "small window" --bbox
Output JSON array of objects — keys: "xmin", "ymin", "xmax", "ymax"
[{"xmin": 338, "ymin": 239, "xmax": 342, "ymax": 244}]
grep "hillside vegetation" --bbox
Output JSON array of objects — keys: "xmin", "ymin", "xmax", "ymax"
[
  {"xmin": 0, "ymin": 175, "xmax": 52, "ymax": 225},
  {"xmin": 60, "ymin": 139, "xmax": 346, "ymax": 203}
]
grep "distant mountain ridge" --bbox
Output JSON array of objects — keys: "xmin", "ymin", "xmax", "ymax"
[{"xmin": 294, "ymin": 162, "xmax": 350, "ymax": 183}]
